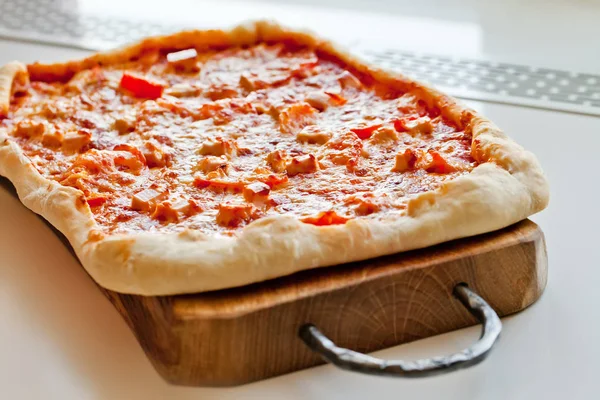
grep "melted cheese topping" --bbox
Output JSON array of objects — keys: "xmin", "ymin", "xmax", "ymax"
[{"xmin": 2, "ymin": 44, "xmax": 476, "ymax": 235}]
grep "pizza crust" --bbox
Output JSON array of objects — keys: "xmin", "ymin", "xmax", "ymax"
[{"xmin": 0, "ymin": 20, "xmax": 549, "ymax": 295}]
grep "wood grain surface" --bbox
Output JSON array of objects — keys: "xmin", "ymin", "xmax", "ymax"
[{"xmin": 101, "ymin": 219, "xmax": 547, "ymax": 387}]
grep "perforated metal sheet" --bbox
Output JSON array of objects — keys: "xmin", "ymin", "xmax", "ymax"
[
  {"xmin": 1, "ymin": 0, "xmax": 599, "ymax": 116},
  {"xmin": 367, "ymin": 50, "xmax": 600, "ymax": 116}
]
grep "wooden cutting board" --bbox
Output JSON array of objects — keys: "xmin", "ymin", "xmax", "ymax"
[{"xmin": 98, "ymin": 219, "xmax": 547, "ymax": 387}]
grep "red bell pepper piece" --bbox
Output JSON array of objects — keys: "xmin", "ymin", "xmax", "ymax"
[
  {"xmin": 350, "ymin": 124, "xmax": 382, "ymax": 140},
  {"xmin": 120, "ymin": 73, "xmax": 164, "ymax": 99}
]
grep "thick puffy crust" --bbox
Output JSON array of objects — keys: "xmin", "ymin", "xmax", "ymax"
[
  {"xmin": 0, "ymin": 20, "xmax": 549, "ymax": 295},
  {"xmin": 0, "ymin": 62, "xmax": 28, "ymax": 117}
]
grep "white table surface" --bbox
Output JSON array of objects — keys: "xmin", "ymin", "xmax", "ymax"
[{"xmin": 1, "ymin": 1, "xmax": 599, "ymax": 399}]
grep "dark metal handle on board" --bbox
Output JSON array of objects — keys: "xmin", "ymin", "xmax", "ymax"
[{"xmin": 298, "ymin": 284, "xmax": 502, "ymax": 378}]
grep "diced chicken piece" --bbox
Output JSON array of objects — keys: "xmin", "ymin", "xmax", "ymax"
[
  {"xmin": 301, "ymin": 210, "xmax": 349, "ymax": 226},
  {"xmin": 151, "ymin": 197, "xmax": 198, "ymax": 222},
  {"xmin": 166, "ymin": 49, "xmax": 200, "ymax": 73},
  {"xmin": 391, "ymin": 148, "xmax": 417, "ymax": 173},
  {"xmin": 13, "ymin": 120, "xmax": 46, "ymax": 138},
  {"xmin": 262, "ymin": 174, "xmax": 289, "ymax": 189},
  {"xmin": 194, "ymin": 169, "xmax": 244, "ymax": 193},
  {"xmin": 249, "ymin": 168, "xmax": 290, "ymax": 189},
  {"xmin": 113, "ymin": 144, "xmax": 147, "ymax": 173},
  {"xmin": 169, "ymin": 197, "xmax": 198, "ymax": 215},
  {"xmin": 198, "ymin": 137, "xmax": 236, "ymax": 157},
  {"xmin": 41, "ymin": 125, "xmax": 63, "ymax": 148},
  {"xmin": 205, "ymin": 167, "xmax": 228, "ymax": 181},
  {"xmin": 297, "ymin": 126, "xmax": 332, "ymax": 145},
  {"xmin": 166, "ymin": 49, "xmax": 197, "ymax": 63},
  {"xmin": 131, "ymin": 188, "xmax": 168, "ymax": 211},
  {"xmin": 243, "ymin": 182, "xmax": 271, "ymax": 203},
  {"xmin": 338, "ymin": 71, "xmax": 362, "ymax": 89},
  {"xmin": 164, "ymin": 83, "xmax": 202, "ymax": 98},
  {"xmin": 393, "ymin": 116, "xmax": 433, "ymax": 135},
  {"xmin": 278, "ymin": 102, "xmax": 317, "ymax": 134},
  {"xmin": 304, "ymin": 91, "xmax": 331, "ymax": 111},
  {"xmin": 113, "ymin": 112, "xmax": 137, "ymax": 135},
  {"xmin": 286, "ymin": 154, "xmax": 319, "ymax": 176},
  {"xmin": 114, "ymin": 152, "xmax": 145, "ymax": 172},
  {"xmin": 369, "ymin": 126, "xmax": 398, "ymax": 143},
  {"xmin": 197, "ymin": 100, "xmax": 254, "ymax": 125},
  {"xmin": 62, "ymin": 129, "xmax": 92, "ymax": 153},
  {"xmin": 150, "ymin": 201, "xmax": 179, "ymax": 222},
  {"xmin": 424, "ymin": 150, "xmax": 456, "ymax": 174},
  {"xmin": 216, "ymin": 203, "xmax": 257, "ymax": 227},
  {"xmin": 266, "ymin": 150, "xmax": 287, "ymax": 173},
  {"xmin": 321, "ymin": 131, "xmax": 363, "ymax": 167},
  {"xmin": 142, "ymin": 141, "xmax": 171, "ymax": 168},
  {"xmin": 195, "ymin": 155, "xmax": 229, "ymax": 174}
]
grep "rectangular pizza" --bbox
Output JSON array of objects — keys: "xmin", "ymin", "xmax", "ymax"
[{"xmin": 0, "ymin": 21, "xmax": 549, "ymax": 295}]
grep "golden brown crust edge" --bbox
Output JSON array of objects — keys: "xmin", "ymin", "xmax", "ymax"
[{"xmin": 0, "ymin": 20, "xmax": 549, "ymax": 295}]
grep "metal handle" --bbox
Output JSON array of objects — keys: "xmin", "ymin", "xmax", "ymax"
[{"xmin": 298, "ymin": 283, "xmax": 502, "ymax": 378}]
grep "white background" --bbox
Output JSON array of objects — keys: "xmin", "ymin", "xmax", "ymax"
[{"xmin": 1, "ymin": 0, "xmax": 599, "ymax": 399}]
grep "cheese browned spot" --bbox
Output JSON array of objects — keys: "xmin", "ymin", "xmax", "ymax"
[{"xmin": 4, "ymin": 43, "xmax": 476, "ymax": 235}]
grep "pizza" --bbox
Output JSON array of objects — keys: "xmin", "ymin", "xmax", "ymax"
[{"xmin": 0, "ymin": 21, "xmax": 549, "ymax": 295}]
